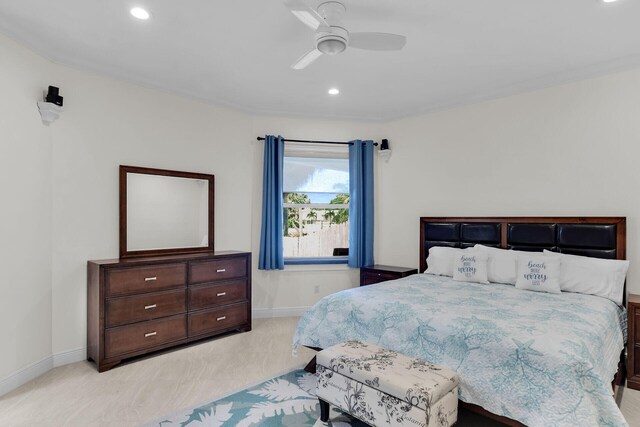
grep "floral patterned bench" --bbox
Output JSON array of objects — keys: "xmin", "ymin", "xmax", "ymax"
[{"xmin": 316, "ymin": 341, "xmax": 459, "ymax": 427}]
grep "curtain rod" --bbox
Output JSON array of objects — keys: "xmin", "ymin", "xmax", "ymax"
[{"xmin": 256, "ymin": 136, "xmax": 379, "ymax": 147}]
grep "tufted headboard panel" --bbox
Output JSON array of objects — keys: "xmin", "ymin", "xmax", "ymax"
[{"xmin": 420, "ymin": 217, "xmax": 626, "ymax": 287}]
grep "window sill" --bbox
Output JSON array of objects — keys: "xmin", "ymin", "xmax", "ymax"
[
  {"xmin": 283, "ymin": 257, "xmax": 351, "ymax": 272},
  {"xmin": 284, "ymin": 263, "xmax": 351, "ymax": 272},
  {"xmin": 285, "ymin": 257, "xmax": 348, "ymax": 265}
]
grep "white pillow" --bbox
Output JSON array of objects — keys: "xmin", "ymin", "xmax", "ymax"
[
  {"xmin": 515, "ymin": 254, "xmax": 561, "ymax": 294},
  {"xmin": 543, "ymin": 250, "xmax": 629, "ymax": 305},
  {"xmin": 474, "ymin": 245, "xmax": 518, "ymax": 285},
  {"xmin": 425, "ymin": 246, "xmax": 487, "ymax": 277},
  {"xmin": 425, "ymin": 246, "xmax": 459, "ymax": 276},
  {"xmin": 452, "ymin": 249, "xmax": 489, "ymax": 284}
]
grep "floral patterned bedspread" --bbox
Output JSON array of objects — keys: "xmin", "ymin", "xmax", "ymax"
[{"xmin": 292, "ymin": 274, "xmax": 628, "ymax": 427}]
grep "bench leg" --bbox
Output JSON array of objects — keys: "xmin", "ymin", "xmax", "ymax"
[
  {"xmin": 319, "ymin": 398, "xmax": 330, "ymax": 422},
  {"xmin": 304, "ymin": 355, "xmax": 317, "ymax": 373}
]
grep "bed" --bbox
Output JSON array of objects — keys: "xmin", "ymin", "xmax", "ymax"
[{"xmin": 292, "ymin": 217, "xmax": 628, "ymax": 427}]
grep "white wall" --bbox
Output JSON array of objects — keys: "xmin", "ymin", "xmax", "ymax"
[
  {"xmin": 0, "ymin": 36, "xmax": 52, "ymax": 382},
  {"xmin": 378, "ymin": 68, "xmax": 640, "ymax": 294},
  {"xmin": 49, "ymin": 63, "xmax": 254, "ymax": 355},
  {"xmin": 126, "ymin": 173, "xmax": 209, "ymax": 251},
  {"xmin": 0, "ymin": 33, "xmax": 383, "ymax": 388},
  {"xmin": 48, "ymin": 69, "xmax": 383, "ymax": 354}
]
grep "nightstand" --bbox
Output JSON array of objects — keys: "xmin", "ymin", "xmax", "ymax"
[
  {"xmin": 360, "ymin": 265, "xmax": 418, "ymax": 286},
  {"xmin": 628, "ymin": 294, "xmax": 640, "ymax": 390}
]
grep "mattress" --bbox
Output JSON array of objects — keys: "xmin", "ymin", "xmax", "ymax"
[{"xmin": 292, "ymin": 274, "xmax": 627, "ymax": 427}]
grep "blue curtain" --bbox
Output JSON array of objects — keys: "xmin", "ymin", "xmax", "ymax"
[
  {"xmin": 258, "ymin": 135, "xmax": 285, "ymax": 270},
  {"xmin": 348, "ymin": 140, "xmax": 375, "ymax": 268}
]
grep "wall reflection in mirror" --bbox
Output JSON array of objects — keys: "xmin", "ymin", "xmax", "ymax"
[{"xmin": 126, "ymin": 173, "xmax": 209, "ymax": 251}]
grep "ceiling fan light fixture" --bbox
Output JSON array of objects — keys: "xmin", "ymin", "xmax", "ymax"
[{"xmin": 318, "ymin": 38, "xmax": 347, "ymax": 55}]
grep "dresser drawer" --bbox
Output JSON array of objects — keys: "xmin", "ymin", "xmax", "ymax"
[
  {"xmin": 189, "ymin": 280, "xmax": 248, "ymax": 310},
  {"xmin": 188, "ymin": 302, "xmax": 248, "ymax": 337},
  {"xmin": 107, "ymin": 264, "xmax": 186, "ymax": 297},
  {"xmin": 189, "ymin": 257, "xmax": 247, "ymax": 285},
  {"xmin": 361, "ymin": 272, "xmax": 398, "ymax": 285},
  {"xmin": 105, "ymin": 315, "xmax": 187, "ymax": 358},
  {"xmin": 106, "ymin": 289, "xmax": 187, "ymax": 327}
]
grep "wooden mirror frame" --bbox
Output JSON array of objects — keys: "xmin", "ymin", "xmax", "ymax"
[{"xmin": 119, "ymin": 165, "xmax": 215, "ymax": 259}]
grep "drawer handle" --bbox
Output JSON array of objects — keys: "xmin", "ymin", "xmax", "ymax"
[
  {"xmin": 144, "ymin": 331, "xmax": 157, "ymax": 338},
  {"xmin": 216, "ymin": 316, "xmax": 226, "ymax": 321},
  {"xmin": 217, "ymin": 292, "xmax": 227, "ymax": 297},
  {"xmin": 144, "ymin": 304, "xmax": 157, "ymax": 310},
  {"xmin": 216, "ymin": 269, "xmax": 226, "ymax": 273},
  {"xmin": 145, "ymin": 277, "xmax": 157, "ymax": 282}
]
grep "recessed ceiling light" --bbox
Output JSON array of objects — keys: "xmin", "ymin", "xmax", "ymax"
[
  {"xmin": 130, "ymin": 7, "xmax": 150, "ymax": 20},
  {"xmin": 602, "ymin": 0, "xmax": 619, "ymax": 3},
  {"xmin": 328, "ymin": 88, "xmax": 340, "ymax": 95}
]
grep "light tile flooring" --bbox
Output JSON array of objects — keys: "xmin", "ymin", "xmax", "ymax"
[{"xmin": 1, "ymin": 317, "xmax": 639, "ymax": 427}]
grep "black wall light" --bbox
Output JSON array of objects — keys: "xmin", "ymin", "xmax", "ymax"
[
  {"xmin": 377, "ymin": 138, "xmax": 392, "ymax": 160},
  {"xmin": 38, "ymin": 85, "xmax": 64, "ymax": 125},
  {"xmin": 45, "ymin": 86, "xmax": 64, "ymax": 107}
]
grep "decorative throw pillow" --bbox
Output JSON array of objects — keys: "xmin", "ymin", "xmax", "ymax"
[
  {"xmin": 425, "ymin": 246, "xmax": 459, "ymax": 276},
  {"xmin": 452, "ymin": 248, "xmax": 489, "ymax": 284},
  {"xmin": 474, "ymin": 245, "xmax": 519, "ymax": 285},
  {"xmin": 543, "ymin": 250, "xmax": 629, "ymax": 305},
  {"xmin": 515, "ymin": 254, "xmax": 561, "ymax": 294}
]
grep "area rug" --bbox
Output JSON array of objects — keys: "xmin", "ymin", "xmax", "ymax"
[{"xmin": 141, "ymin": 369, "xmax": 368, "ymax": 427}]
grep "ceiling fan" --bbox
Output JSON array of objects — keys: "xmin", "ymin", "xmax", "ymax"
[{"xmin": 285, "ymin": 0, "xmax": 407, "ymax": 70}]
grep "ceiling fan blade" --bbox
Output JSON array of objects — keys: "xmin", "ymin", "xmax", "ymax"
[
  {"xmin": 292, "ymin": 48, "xmax": 323, "ymax": 70},
  {"xmin": 284, "ymin": 0, "xmax": 329, "ymax": 31},
  {"xmin": 348, "ymin": 32, "xmax": 407, "ymax": 51}
]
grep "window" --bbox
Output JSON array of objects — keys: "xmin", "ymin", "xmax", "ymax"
[{"xmin": 283, "ymin": 145, "xmax": 349, "ymax": 263}]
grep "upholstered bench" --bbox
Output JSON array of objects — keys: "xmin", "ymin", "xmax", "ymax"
[{"xmin": 316, "ymin": 341, "xmax": 459, "ymax": 427}]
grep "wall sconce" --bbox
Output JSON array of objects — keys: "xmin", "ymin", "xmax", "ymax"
[
  {"xmin": 378, "ymin": 138, "xmax": 391, "ymax": 160},
  {"xmin": 37, "ymin": 86, "xmax": 64, "ymax": 125}
]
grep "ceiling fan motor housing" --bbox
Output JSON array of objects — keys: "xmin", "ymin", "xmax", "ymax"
[
  {"xmin": 317, "ymin": 1, "xmax": 346, "ymax": 23},
  {"xmin": 316, "ymin": 26, "xmax": 348, "ymax": 55}
]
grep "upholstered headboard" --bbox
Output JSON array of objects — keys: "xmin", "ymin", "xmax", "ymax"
[{"xmin": 419, "ymin": 217, "xmax": 627, "ymax": 297}]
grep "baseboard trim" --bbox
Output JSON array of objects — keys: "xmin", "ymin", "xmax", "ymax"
[
  {"xmin": 0, "ymin": 355, "xmax": 53, "ymax": 397},
  {"xmin": 252, "ymin": 307, "xmax": 310, "ymax": 319},
  {"xmin": 1, "ymin": 310, "xmax": 311, "ymax": 397},
  {"xmin": 53, "ymin": 347, "xmax": 86, "ymax": 367},
  {"xmin": 0, "ymin": 347, "xmax": 87, "ymax": 397}
]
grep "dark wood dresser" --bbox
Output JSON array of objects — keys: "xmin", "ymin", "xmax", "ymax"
[
  {"xmin": 87, "ymin": 251, "xmax": 251, "ymax": 372},
  {"xmin": 360, "ymin": 265, "xmax": 418, "ymax": 286},
  {"xmin": 628, "ymin": 294, "xmax": 640, "ymax": 390}
]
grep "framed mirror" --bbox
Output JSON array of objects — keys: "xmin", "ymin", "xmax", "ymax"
[{"xmin": 119, "ymin": 165, "xmax": 214, "ymax": 258}]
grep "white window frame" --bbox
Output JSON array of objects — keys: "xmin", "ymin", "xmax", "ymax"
[{"xmin": 283, "ymin": 142, "xmax": 350, "ymax": 264}]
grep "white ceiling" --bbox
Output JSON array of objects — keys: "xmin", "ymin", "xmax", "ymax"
[{"xmin": 1, "ymin": 0, "xmax": 639, "ymax": 121}]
